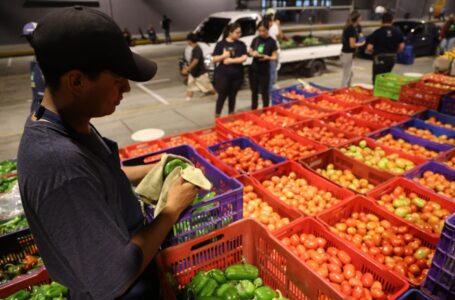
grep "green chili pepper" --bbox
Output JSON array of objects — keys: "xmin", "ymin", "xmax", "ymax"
[
  {"xmin": 272, "ymin": 290, "xmax": 288, "ymax": 300},
  {"xmin": 253, "ymin": 278, "xmax": 263, "ymax": 288},
  {"xmin": 235, "ymin": 280, "xmax": 255, "ymax": 299},
  {"xmin": 164, "ymin": 159, "xmax": 188, "ymax": 177},
  {"xmin": 200, "ymin": 191, "xmax": 217, "ymax": 202},
  {"xmin": 199, "ymin": 278, "xmax": 219, "ymax": 296},
  {"xmin": 6, "ymin": 290, "xmax": 30, "ymax": 300},
  {"xmin": 192, "ymin": 271, "xmax": 210, "ymax": 295},
  {"xmin": 225, "ymin": 259, "xmax": 259, "ymax": 281},
  {"xmin": 193, "ymin": 203, "xmax": 216, "ymax": 215},
  {"xmin": 216, "ymin": 283, "xmax": 240, "ymax": 300},
  {"xmin": 209, "ymin": 268, "xmax": 227, "ymax": 284},
  {"xmin": 254, "ymin": 286, "xmax": 276, "ymax": 300}
]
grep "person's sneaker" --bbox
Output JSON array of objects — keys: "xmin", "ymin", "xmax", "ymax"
[{"xmin": 186, "ymin": 96, "xmax": 192, "ymax": 101}]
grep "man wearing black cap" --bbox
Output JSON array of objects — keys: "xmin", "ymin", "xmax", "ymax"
[{"xmin": 17, "ymin": 6, "xmax": 197, "ymax": 299}]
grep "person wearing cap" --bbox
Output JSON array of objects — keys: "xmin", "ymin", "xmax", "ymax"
[
  {"xmin": 366, "ymin": 12, "xmax": 404, "ymax": 84},
  {"xmin": 22, "ymin": 22, "xmax": 45, "ymax": 113},
  {"xmin": 17, "ymin": 6, "xmax": 197, "ymax": 300}
]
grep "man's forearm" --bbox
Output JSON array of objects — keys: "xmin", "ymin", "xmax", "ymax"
[{"xmin": 122, "ymin": 164, "xmax": 155, "ymax": 186}]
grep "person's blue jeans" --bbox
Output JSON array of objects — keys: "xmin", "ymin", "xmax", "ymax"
[
  {"xmin": 440, "ymin": 38, "xmax": 455, "ymax": 52},
  {"xmin": 269, "ymin": 60, "xmax": 278, "ymax": 93}
]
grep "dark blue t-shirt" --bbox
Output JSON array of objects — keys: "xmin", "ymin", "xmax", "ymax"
[
  {"xmin": 213, "ymin": 39, "xmax": 247, "ymax": 76},
  {"xmin": 17, "ymin": 115, "xmax": 158, "ymax": 300},
  {"xmin": 250, "ymin": 36, "xmax": 278, "ymax": 73}
]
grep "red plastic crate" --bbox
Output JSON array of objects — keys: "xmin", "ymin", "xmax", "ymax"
[
  {"xmin": 339, "ymin": 137, "xmax": 428, "ymax": 176},
  {"xmin": 191, "ymin": 127, "xmax": 228, "ymax": 147},
  {"xmin": 237, "ymin": 175, "xmax": 301, "ymax": 231},
  {"xmin": 194, "ymin": 146, "xmax": 238, "ymax": 177},
  {"xmin": 422, "ymin": 73, "xmax": 455, "ymax": 87},
  {"xmin": 161, "ymin": 132, "xmax": 204, "ymax": 149},
  {"xmin": 288, "ymin": 119, "xmax": 358, "ymax": 148},
  {"xmin": 215, "ymin": 112, "xmax": 276, "ymax": 138},
  {"xmin": 251, "ymin": 127, "xmax": 327, "ymax": 161},
  {"xmin": 317, "ymin": 195, "xmax": 439, "ymax": 287},
  {"xmin": 305, "ymin": 94, "xmax": 361, "ymax": 112},
  {"xmin": 121, "ymin": 139, "xmax": 167, "ymax": 159},
  {"xmin": 366, "ymin": 177, "xmax": 455, "ymax": 239},
  {"xmin": 251, "ymin": 161, "xmax": 355, "ymax": 216},
  {"xmin": 329, "ymin": 88, "xmax": 376, "ymax": 105},
  {"xmin": 156, "ymin": 219, "xmax": 348, "ymax": 300},
  {"xmin": 276, "ymin": 100, "xmax": 334, "ymax": 120},
  {"xmin": 249, "ymin": 106, "xmax": 306, "ymax": 128},
  {"xmin": 0, "ymin": 268, "xmax": 50, "ymax": 298},
  {"xmin": 299, "ymin": 148, "xmax": 394, "ymax": 194},
  {"xmin": 368, "ymin": 98, "xmax": 426, "ymax": 116},
  {"xmin": 399, "ymin": 82, "xmax": 451, "ymax": 110},
  {"xmin": 273, "ymin": 217, "xmax": 409, "ymax": 300},
  {"xmin": 320, "ymin": 112, "xmax": 383, "ymax": 137},
  {"xmin": 346, "ymin": 106, "xmax": 410, "ymax": 128}
]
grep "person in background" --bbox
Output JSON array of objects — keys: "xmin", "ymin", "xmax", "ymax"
[
  {"xmin": 147, "ymin": 25, "xmax": 157, "ymax": 44},
  {"xmin": 161, "ymin": 15, "xmax": 172, "ymax": 44},
  {"xmin": 249, "ymin": 21, "xmax": 278, "ymax": 110},
  {"xmin": 440, "ymin": 14, "xmax": 455, "ymax": 53},
  {"xmin": 265, "ymin": 9, "xmax": 282, "ymax": 92},
  {"xmin": 22, "ymin": 22, "xmax": 45, "ymax": 113},
  {"xmin": 212, "ymin": 23, "xmax": 248, "ymax": 117},
  {"xmin": 429, "ymin": 5, "xmax": 434, "ymax": 20},
  {"xmin": 366, "ymin": 12, "xmax": 404, "ymax": 84},
  {"xmin": 182, "ymin": 33, "xmax": 215, "ymax": 101},
  {"xmin": 123, "ymin": 27, "xmax": 132, "ymax": 46},
  {"xmin": 340, "ymin": 11, "xmax": 365, "ymax": 87}
]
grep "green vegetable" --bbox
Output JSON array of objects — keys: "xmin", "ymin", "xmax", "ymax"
[
  {"xmin": 210, "ymin": 269, "xmax": 227, "ymax": 284},
  {"xmin": 200, "ymin": 278, "xmax": 219, "ymax": 296},
  {"xmin": 44, "ymin": 282, "xmax": 68, "ymax": 298},
  {"xmin": 253, "ymin": 277, "xmax": 263, "ymax": 288},
  {"xmin": 193, "ymin": 203, "xmax": 216, "ymax": 215},
  {"xmin": 216, "ymin": 283, "xmax": 240, "ymax": 300},
  {"xmin": 0, "ymin": 215, "xmax": 28, "ymax": 235},
  {"xmin": 225, "ymin": 259, "xmax": 259, "ymax": 281},
  {"xmin": 6, "ymin": 290, "xmax": 30, "ymax": 300},
  {"xmin": 272, "ymin": 290, "xmax": 288, "ymax": 300},
  {"xmin": 192, "ymin": 271, "xmax": 210, "ymax": 295},
  {"xmin": 253, "ymin": 286, "xmax": 276, "ymax": 300},
  {"xmin": 196, "ymin": 297, "xmax": 223, "ymax": 300},
  {"xmin": 412, "ymin": 197, "xmax": 426, "ymax": 208},
  {"xmin": 164, "ymin": 159, "xmax": 188, "ymax": 177},
  {"xmin": 235, "ymin": 280, "xmax": 255, "ymax": 299}
]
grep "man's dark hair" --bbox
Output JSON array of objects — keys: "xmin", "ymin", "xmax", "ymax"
[
  {"xmin": 382, "ymin": 12, "xmax": 393, "ymax": 23},
  {"xmin": 39, "ymin": 64, "xmax": 102, "ymax": 92},
  {"xmin": 186, "ymin": 32, "xmax": 198, "ymax": 43}
]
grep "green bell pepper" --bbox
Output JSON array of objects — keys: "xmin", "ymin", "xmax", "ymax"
[
  {"xmin": 209, "ymin": 268, "xmax": 227, "ymax": 284},
  {"xmin": 253, "ymin": 278, "xmax": 263, "ymax": 288},
  {"xmin": 236, "ymin": 280, "xmax": 255, "ymax": 299},
  {"xmin": 254, "ymin": 286, "xmax": 276, "ymax": 300},
  {"xmin": 272, "ymin": 290, "xmax": 288, "ymax": 300},
  {"xmin": 225, "ymin": 259, "xmax": 259, "ymax": 281},
  {"xmin": 164, "ymin": 159, "xmax": 188, "ymax": 178},
  {"xmin": 196, "ymin": 297, "xmax": 223, "ymax": 300},
  {"xmin": 44, "ymin": 282, "xmax": 68, "ymax": 297},
  {"xmin": 191, "ymin": 271, "xmax": 210, "ymax": 295},
  {"xmin": 6, "ymin": 290, "xmax": 30, "ymax": 300},
  {"xmin": 216, "ymin": 283, "xmax": 240, "ymax": 300},
  {"xmin": 199, "ymin": 278, "xmax": 219, "ymax": 296}
]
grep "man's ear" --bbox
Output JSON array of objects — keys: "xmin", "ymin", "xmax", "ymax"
[{"xmin": 63, "ymin": 70, "xmax": 87, "ymax": 95}]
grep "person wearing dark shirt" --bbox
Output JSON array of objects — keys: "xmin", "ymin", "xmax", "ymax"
[
  {"xmin": 161, "ymin": 15, "xmax": 172, "ymax": 44},
  {"xmin": 366, "ymin": 12, "xmax": 405, "ymax": 84},
  {"xmin": 123, "ymin": 27, "xmax": 132, "ymax": 46},
  {"xmin": 340, "ymin": 11, "xmax": 365, "ymax": 87},
  {"xmin": 147, "ymin": 25, "xmax": 157, "ymax": 44},
  {"xmin": 212, "ymin": 23, "xmax": 248, "ymax": 117},
  {"xmin": 182, "ymin": 33, "xmax": 215, "ymax": 101},
  {"xmin": 17, "ymin": 7, "xmax": 197, "ymax": 300},
  {"xmin": 22, "ymin": 22, "xmax": 45, "ymax": 113},
  {"xmin": 440, "ymin": 14, "xmax": 455, "ymax": 52},
  {"xmin": 248, "ymin": 21, "xmax": 278, "ymax": 110}
]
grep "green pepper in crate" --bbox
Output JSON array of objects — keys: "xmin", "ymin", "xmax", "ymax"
[
  {"xmin": 235, "ymin": 280, "xmax": 255, "ymax": 299},
  {"xmin": 209, "ymin": 268, "xmax": 226, "ymax": 284},
  {"xmin": 253, "ymin": 278, "xmax": 263, "ymax": 288},
  {"xmin": 254, "ymin": 286, "xmax": 276, "ymax": 300},
  {"xmin": 196, "ymin": 296, "xmax": 223, "ymax": 300},
  {"xmin": 225, "ymin": 259, "xmax": 259, "ymax": 281},
  {"xmin": 199, "ymin": 278, "xmax": 219, "ymax": 296},
  {"xmin": 44, "ymin": 282, "xmax": 68, "ymax": 298},
  {"xmin": 272, "ymin": 290, "xmax": 288, "ymax": 300},
  {"xmin": 5, "ymin": 290, "xmax": 30, "ymax": 300},
  {"xmin": 215, "ymin": 283, "xmax": 239, "ymax": 300},
  {"xmin": 164, "ymin": 159, "xmax": 189, "ymax": 178},
  {"xmin": 191, "ymin": 271, "xmax": 210, "ymax": 295}
]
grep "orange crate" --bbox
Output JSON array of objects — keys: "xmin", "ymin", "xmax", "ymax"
[
  {"xmin": 156, "ymin": 219, "xmax": 351, "ymax": 300},
  {"xmin": 288, "ymin": 119, "xmax": 357, "ymax": 148},
  {"xmin": 251, "ymin": 127, "xmax": 327, "ymax": 161},
  {"xmin": 191, "ymin": 127, "xmax": 228, "ymax": 147},
  {"xmin": 276, "ymin": 100, "xmax": 334, "ymax": 119},
  {"xmin": 368, "ymin": 97, "xmax": 426, "ymax": 116},
  {"xmin": 0, "ymin": 268, "xmax": 50, "ymax": 298},
  {"xmin": 317, "ymin": 195, "xmax": 439, "ymax": 287},
  {"xmin": 305, "ymin": 94, "xmax": 361, "ymax": 112},
  {"xmin": 249, "ymin": 106, "xmax": 307, "ymax": 127},
  {"xmin": 161, "ymin": 132, "xmax": 204, "ymax": 148},
  {"xmin": 120, "ymin": 139, "xmax": 167, "ymax": 159},
  {"xmin": 237, "ymin": 175, "xmax": 301, "ymax": 231},
  {"xmin": 339, "ymin": 137, "xmax": 428, "ymax": 176},
  {"xmin": 274, "ymin": 217, "xmax": 409, "ymax": 300},
  {"xmin": 251, "ymin": 161, "xmax": 354, "ymax": 216},
  {"xmin": 346, "ymin": 106, "xmax": 410, "ymax": 128},
  {"xmin": 299, "ymin": 148, "xmax": 394, "ymax": 194},
  {"xmin": 366, "ymin": 177, "xmax": 455, "ymax": 239},
  {"xmin": 215, "ymin": 112, "xmax": 276, "ymax": 138},
  {"xmin": 320, "ymin": 112, "xmax": 383, "ymax": 138},
  {"xmin": 329, "ymin": 88, "xmax": 376, "ymax": 105}
]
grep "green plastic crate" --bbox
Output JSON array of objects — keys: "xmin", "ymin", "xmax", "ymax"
[{"xmin": 374, "ymin": 73, "xmax": 419, "ymax": 100}]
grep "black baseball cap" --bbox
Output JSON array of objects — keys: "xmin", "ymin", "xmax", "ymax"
[{"xmin": 32, "ymin": 6, "xmax": 157, "ymax": 82}]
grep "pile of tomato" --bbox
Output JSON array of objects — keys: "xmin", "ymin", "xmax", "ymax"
[
  {"xmin": 127, "ymin": 143, "xmax": 162, "ymax": 158},
  {"xmin": 216, "ymin": 146, "xmax": 273, "ymax": 173},
  {"xmin": 324, "ymin": 116, "xmax": 374, "ymax": 136},
  {"xmin": 316, "ymin": 164, "xmax": 375, "ymax": 194},
  {"xmin": 282, "ymin": 90, "xmax": 307, "ymax": 100},
  {"xmin": 293, "ymin": 125, "xmax": 351, "ymax": 147},
  {"xmin": 259, "ymin": 110, "xmax": 298, "ymax": 127},
  {"xmin": 376, "ymin": 134, "xmax": 438, "ymax": 159},
  {"xmin": 255, "ymin": 133, "xmax": 318, "ymax": 160},
  {"xmin": 405, "ymin": 127, "xmax": 455, "ymax": 145},
  {"xmin": 165, "ymin": 135, "xmax": 201, "ymax": 148},
  {"xmin": 425, "ymin": 117, "xmax": 455, "ymax": 130},
  {"xmin": 350, "ymin": 111, "xmax": 397, "ymax": 127},
  {"xmin": 199, "ymin": 132, "xmax": 222, "ymax": 146},
  {"xmin": 223, "ymin": 119, "xmax": 268, "ymax": 136},
  {"xmin": 372, "ymin": 102, "xmax": 417, "ymax": 116},
  {"xmin": 284, "ymin": 103, "xmax": 329, "ymax": 119}
]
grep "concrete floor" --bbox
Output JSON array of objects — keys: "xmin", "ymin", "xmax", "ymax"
[{"xmin": 0, "ymin": 42, "xmax": 436, "ymax": 160}]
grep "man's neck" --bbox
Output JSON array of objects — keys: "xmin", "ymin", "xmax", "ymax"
[
  {"xmin": 226, "ymin": 37, "xmax": 234, "ymax": 43},
  {"xmin": 40, "ymin": 89, "xmax": 91, "ymax": 134}
]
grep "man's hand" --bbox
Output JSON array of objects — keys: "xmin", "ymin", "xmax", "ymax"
[
  {"xmin": 223, "ymin": 58, "xmax": 233, "ymax": 65},
  {"xmin": 181, "ymin": 67, "xmax": 189, "ymax": 76},
  {"xmin": 222, "ymin": 49, "xmax": 231, "ymax": 59},
  {"xmin": 163, "ymin": 176, "xmax": 198, "ymax": 221}
]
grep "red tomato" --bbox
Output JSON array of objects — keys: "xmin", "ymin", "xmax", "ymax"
[
  {"xmin": 327, "ymin": 263, "xmax": 342, "ymax": 274},
  {"xmin": 329, "ymin": 272, "xmax": 344, "ymax": 284},
  {"xmin": 352, "ymin": 286, "xmax": 365, "ymax": 299},
  {"xmin": 360, "ymin": 273, "xmax": 374, "ymax": 288},
  {"xmin": 340, "ymin": 283, "xmax": 352, "ymax": 296},
  {"xmin": 337, "ymin": 250, "xmax": 352, "ymax": 264},
  {"xmin": 290, "ymin": 234, "xmax": 300, "ymax": 246},
  {"xmin": 343, "ymin": 264, "xmax": 356, "ymax": 280}
]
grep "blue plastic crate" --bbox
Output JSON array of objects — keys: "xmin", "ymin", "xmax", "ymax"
[
  {"xmin": 122, "ymin": 145, "xmax": 243, "ymax": 248},
  {"xmin": 208, "ymin": 137, "xmax": 288, "ymax": 175},
  {"xmin": 416, "ymin": 109, "xmax": 455, "ymax": 129},
  {"xmin": 439, "ymin": 91, "xmax": 455, "ymax": 117},
  {"xmin": 397, "ymin": 45, "xmax": 415, "ymax": 65},
  {"xmin": 397, "ymin": 289, "xmax": 431, "ymax": 300},
  {"xmin": 422, "ymin": 213, "xmax": 455, "ymax": 300},
  {"xmin": 394, "ymin": 118, "xmax": 455, "ymax": 147},
  {"xmin": 271, "ymin": 84, "xmax": 319, "ymax": 106},
  {"xmin": 369, "ymin": 127, "xmax": 453, "ymax": 154}
]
